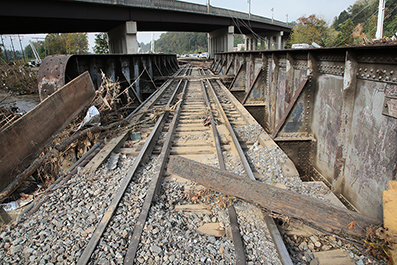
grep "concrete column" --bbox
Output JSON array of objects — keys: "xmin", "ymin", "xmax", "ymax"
[
  {"xmin": 252, "ymin": 38, "xmax": 258, "ymax": 51},
  {"xmin": 268, "ymin": 36, "xmax": 274, "ymax": 50},
  {"xmin": 209, "ymin": 26, "xmax": 235, "ymax": 56},
  {"xmin": 277, "ymin": 31, "xmax": 284, "ymax": 50},
  {"xmin": 108, "ymin": 21, "xmax": 137, "ymax": 54},
  {"xmin": 260, "ymin": 38, "xmax": 266, "ymax": 50},
  {"xmin": 245, "ymin": 37, "xmax": 250, "ymax": 51},
  {"xmin": 227, "ymin": 26, "xmax": 234, "ymax": 52},
  {"xmin": 207, "ymin": 33, "xmax": 212, "ymax": 57}
]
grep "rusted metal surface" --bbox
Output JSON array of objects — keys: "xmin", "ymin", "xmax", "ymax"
[
  {"xmin": 383, "ymin": 95, "xmax": 397, "ymax": 118},
  {"xmin": 37, "ymin": 55, "xmax": 72, "ymax": 101},
  {"xmin": 38, "ymin": 54, "xmax": 178, "ymax": 101},
  {"xmin": 271, "ymin": 77, "xmax": 308, "ymax": 139},
  {"xmin": 214, "ymin": 45, "xmax": 397, "ymax": 220},
  {"xmin": 0, "ymin": 72, "xmax": 95, "ymax": 192},
  {"xmin": 228, "ymin": 206, "xmax": 247, "ymax": 265}
]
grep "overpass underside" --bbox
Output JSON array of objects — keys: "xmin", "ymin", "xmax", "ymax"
[
  {"xmin": 213, "ymin": 45, "xmax": 397, "ymax": 221},
  {"xmin": 0, "ymin": 0, "xmax": 291, "ymax": 55}
]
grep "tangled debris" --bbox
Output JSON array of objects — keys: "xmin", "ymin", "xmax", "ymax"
[{"xmin": 0, "ymin": 61, "xmax": 37, "ymax": 95}]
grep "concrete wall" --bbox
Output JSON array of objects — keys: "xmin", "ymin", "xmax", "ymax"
[{"xmin": 214, "ymin": 46, "xmax": 397, "ymax": 220}]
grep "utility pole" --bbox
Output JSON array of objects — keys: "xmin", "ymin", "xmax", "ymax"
[
  {"xmin": 18, "ymin": 35, "xmax": 26, "ymax": 62},
  {"xmin": 375, "ymin": 0, "xmax": 386, "ymax": 39},
  {"xmin": 151, "ymin": 33, "xmax": 155, "ymax": 53},
  {"xmin": 286, "ymin": 14, "xmax": 288, "ymax": 26},
  {"xmin": 1, "ymin": 35, "xmax": 9, "ymax": 62},
  {"xmin": 9, "ymin": 36, "xmax": 18, "ymax": 61}
]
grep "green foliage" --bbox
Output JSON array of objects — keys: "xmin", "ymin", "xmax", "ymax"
[
  {"xmin": 93, "ymin": 33, "xmax": 109, "ymax": 54},
  {"xmin": 332, "ymin": 0, "xmax": 397, "ymax": 38},
  {"xmin": 332, "ymin": 19, "xmax": 360, "ymax": 46},
  {"xmin": 155, "ymin": 32, "xmax": 208, "ymax": 54},
  {"xmin": 287, "ymin": 15, "xmax": 334, "ymax": 47},
  {"xmin": 234, "ymin": 35, "xmax": 245, "ymax": 46},
  {"xmin": 46, "ymin": 33, "xmax": 88, "ymax": 55}
]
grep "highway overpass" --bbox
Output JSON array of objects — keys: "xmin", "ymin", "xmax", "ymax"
[{"xmin": 0, "ymin": 0, "xmax": 292, "ymax": 55}]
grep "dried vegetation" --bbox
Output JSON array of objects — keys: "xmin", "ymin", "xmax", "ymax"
[{"xmin": 0, "ymin": 61, "xmax": 37, "ymax": 95}]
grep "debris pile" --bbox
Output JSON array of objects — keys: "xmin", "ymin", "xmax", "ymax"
[
  {"xmin": 0, "ymin": 102, "xmax": 23, "ymax": 132},
  {"xmin": 0, "ymin": 61, "xmax": 37, "ymax": 95},
  {"xmin": 0, "ymin": 73, "xmax": 134, "ymax": 209}
]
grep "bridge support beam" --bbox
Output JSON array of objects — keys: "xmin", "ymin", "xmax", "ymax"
[
  {"xmin": 108, "ymin": 21, "xmax": 137, "ymax": 54},
  {"xmin": 257, "ymin": 31, "xmax": 285, "ymax": 50},
  {"xmin": 208, "ymin": 26, "xmax": 234, "ymax": 57}
]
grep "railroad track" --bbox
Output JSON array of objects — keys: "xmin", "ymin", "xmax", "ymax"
[{"xmin": 75, "ymin": 66, "xmax": 292, "ymax": 265}]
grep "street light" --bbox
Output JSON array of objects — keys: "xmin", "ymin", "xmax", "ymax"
[
  {"xmin": 271, "ymin": 8, "xmax": 274, "ymax": 23},
  {"xmin": 248, "ymin": 0, "xmax": 251, "ymax": 20}
]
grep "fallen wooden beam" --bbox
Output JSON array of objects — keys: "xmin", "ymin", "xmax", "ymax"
[{"xmin": 167, "ymin": 156, "xmax": 381, "ymax": 238}]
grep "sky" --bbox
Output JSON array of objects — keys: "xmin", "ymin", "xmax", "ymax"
[{"xmin": 1, "ymin": 0, "xmax": 358, "ymax": 54}]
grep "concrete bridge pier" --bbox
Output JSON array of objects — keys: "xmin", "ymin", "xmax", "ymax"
[
  {"xmin": 263, "ymin": 31, "xmax": 286, "ymax": 50},
  {"xmin": 108, "ymin": 21, "xmax": 138, "ymax": 54},
  {"xmin": 208, "ymin": 26, "xmax": 234, "ymax": 57},
  {"xmin": 244, "ymin": 32, "xmax": 285, "ymax": 51},
  {"xmin": 244, "ymin": 35, "xmax": 259, "ymax": 51}
]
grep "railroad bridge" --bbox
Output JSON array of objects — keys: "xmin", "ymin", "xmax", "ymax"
[
  {"xmin": 0, "ymin": 47, "xmax": 396, "ymax": 264},
  {"xmin": 1, "ymin": 1, "xmax": 397, "ymax": 264}
]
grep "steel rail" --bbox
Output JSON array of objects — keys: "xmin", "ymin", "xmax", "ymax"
[
  {"xmin": 264, "ymin": 216, "xmax": 294, "ymax": 265},
  {"xmin": 200, "ymin": 76, "xmax": 246, "ymax": 265},
  {"xmin": 205, "ymin": 74, "xmax": 293, "ymax": 265},
  {"xmin": 204, "ymin": 79, "xmax": 256, "ymax": 181},
  {"xmin": 124, "ymin": 79, "xmax": 189, "ymax": 265},
  {"xmin": 200, "ymin": 80, "xmax": 225, "ymax": 170},
  {"xmin": 125, "ymin": 67, "xmax": 183, "ymax": 121},
  {"xmin": 77, "ymin": 79, "xmax": 185, "ymax": 265}
]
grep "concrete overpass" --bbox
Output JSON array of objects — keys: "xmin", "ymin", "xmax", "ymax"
[{"xmin": 0, "ymin": 0, "xmax": 292, "ymax": 55}]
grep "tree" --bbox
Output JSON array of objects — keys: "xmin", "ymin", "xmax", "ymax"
[
  {"xmin": 333, "ymin": 10, "xmax": 350, "ymax": 31},
  {"xmin": 93, "ymin": 33, "xmax": 109, "ymax": 54},
  {"xmin": 45, "ymin": 33, "xmax": 88, "ymax": 55},
  {"xmin": 155, "ymin": 32, "xmax": 208, "ymax": 54},
  {"xmin": 287, "ymin": 15, "xmax": 334, "ymax": 47},
  {"xmin": 234, "ymin": 34, "xmax": 244, "ymax": 46},
  {"xmin": 333, "ymin": 19, "xmax": 357, "ymax": 46}
]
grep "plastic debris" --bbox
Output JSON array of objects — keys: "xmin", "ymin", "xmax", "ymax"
[{"xmin": 78, "ymin": 106, "xmax": 101, "ymax": 130}]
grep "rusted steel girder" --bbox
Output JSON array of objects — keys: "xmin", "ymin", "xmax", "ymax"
[
  {"xmin": 215, "ymin": 45, "xmax": 397, "ymax": 220},
  {"xmin": 38, "ymin": 54, "xmax": 179, "ymax": 101}
]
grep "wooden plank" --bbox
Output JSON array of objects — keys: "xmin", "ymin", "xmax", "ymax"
[
  {"xmin": 82, "ymin": 134, "xmax": 129, "ymax": 174},
  {"xmin": 312, "ymin": 249, "xmax": 354, "ymax": 265},
  {"xmin": 167, "ymin": 156, "xmax": 381, "ymax": 238},
  {"xmin": 271, "ymin": 77, "xmax": 308, "ymax": 139},
  {"xmin": 0, "ymin": 72, "xmax": 95, "ymax": 192},
  {"xmin": 169, "ymin": 146, "xmax": 215, "ymax": 155},
  {"xmin": 383, "ymin": 180, "xmax": 397, "ymax": 264},
  {"xmin": 119, "ymin": 148, "xmax": 139, "ymax": 156},
  {"xmin": 196, "ymin": 223, "xmax": 226, "ymax": 237},
  {"xmin": 174, "ymin": 204, "xmax": 212, "ymax": 215}
]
